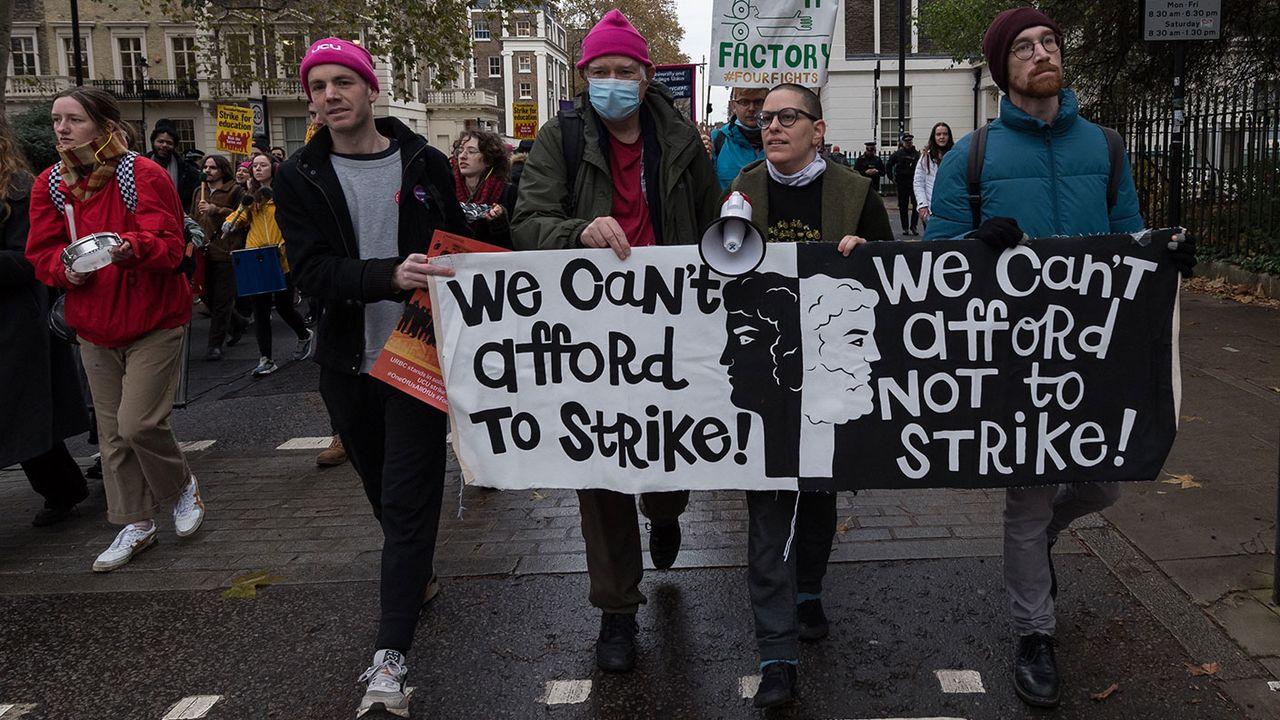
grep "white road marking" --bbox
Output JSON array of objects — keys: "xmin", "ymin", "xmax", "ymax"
[
  {"xmin": 739, "ymin": 674, "xmax": 761, "ymax": 698},
  {"xmin": 539, "ymin": 680, "xmax": 591, "ymax": 705},
  {"xmin": 178, "ymin": 440, "xmax": 217, "ymax": 453},
  {"xmin": 1222, "ymin": 346, "xmax": 1240, "ymax": 353},
  {"xmin": 935, "ymin": 669, "xmax": 986, "ymax": 694},
  {"xmin": 0, "ymin": 705, "xmax": 37, "ymax": 719},
  {"xmin": 276, "ymin": 437, "xmax": 334, "ymax": 450},
  {"xmin": 1268, "ymin": 680, "xmax": 1280, "ymax": 692},
  {"xmin": 161, "ymin": 696, "xmax": 221, "ymax": 719}
]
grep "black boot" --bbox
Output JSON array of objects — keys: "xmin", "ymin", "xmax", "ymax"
[
  {"xmin": 754, "ymin": 662, "xmax": 798, "ymax": 708},
  {"xmin": 1013, "ymin": 633, "xmax": 1061, "ymax": 708},
  {"xmin": 648, "ymin": 518, "xmax": 681, "ymax": 570},
  {"xmin": 595, "ymin": 612, "xmax": 638, "ymax": 672}
]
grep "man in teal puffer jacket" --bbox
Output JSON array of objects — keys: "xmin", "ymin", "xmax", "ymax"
[
  {"xmin": 924, "ymin": 6, "xmax": 1195, "ymax": 711},
  {"xmin": 709, "ymin": 86, "xmax": 768, "ymax": 191}
]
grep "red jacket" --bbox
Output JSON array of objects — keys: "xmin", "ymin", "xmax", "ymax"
[{"xmin": 26, "ymin": 157, "xmax": 191, "ymax": 348}]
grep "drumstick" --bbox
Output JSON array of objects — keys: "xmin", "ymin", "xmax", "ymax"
[{"xmin": 65, "ymin": 204, "xmax": 77, "ymax": 242}]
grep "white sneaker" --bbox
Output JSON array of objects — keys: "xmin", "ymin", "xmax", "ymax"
[
  {"xmin": 292, "ymin": 329, "xmax": 315, "ymax": 361},
  {"xmin": 357, "ymin": 649, "xmax": 410, "ymax": 718},
  {"xmin": 173, "ymin": 475, "xmax": 205, "ymax": 537},
  {"xmin": 92, "ymin": 522, "xmax": 157, "ymax": 572},
  {"xmin": 252, "ymin": 356, "xmax": 278, "ymax": 376}
]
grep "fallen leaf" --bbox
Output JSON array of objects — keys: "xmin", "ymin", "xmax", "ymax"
[
  {"xmin": 221, "ymin": 570, "xmax": 284, "ymax": 599},
  {"xmin": 835, "ymin": 517, "xmax": 854, "ymax": 536},
  {"xmin": 1091, "ymin": 683, "xmax": 1119, "ymax": 701},
  {"xmin": 1162, "ymin": 473, "xmax": 1202, "ymax": 489},
  {"xmin": 1180, "ymin": 415, "xmax": 1202, "ymax": 422},
  {"xmin": 1184, "ymin": 662, "xmax": 1220, "ymax": 676},
  {"xmin": 530, "ymin": 490, "xmax": 545, "ymax": 501}
]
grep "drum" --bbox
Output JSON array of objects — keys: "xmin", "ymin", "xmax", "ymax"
[
  {"xmin": 61, "ymin": 232, "xmax": 121, "ymax": 273},
  {"xmin": 231, "ymin": 246, "xmax": 287, "ymax": 296}
]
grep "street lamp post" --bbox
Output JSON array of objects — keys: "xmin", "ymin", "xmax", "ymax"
[
  {"xmin": 897, "ymin": 0, "xmax": 907, "ymax": 140},
  {"xmin": 70, "ymin": 0, "xmax": 84, "ymax": 85}
]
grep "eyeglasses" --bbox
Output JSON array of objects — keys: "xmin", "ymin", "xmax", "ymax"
[
  {"xmin": 734, "ymin": 97, "xmax": 765, "ymax": 108},
  {"xmin": 1010, "ymin": 33, "xmax": 1061, "ymax": 60},
  {"xmin": 754, "ymin": 107, "xmax": 819, "ymax": 128}
]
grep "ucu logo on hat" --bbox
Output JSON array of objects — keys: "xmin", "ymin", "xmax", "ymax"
[
  {"xmin": 315, "ymin": 42, "xmax": 343, "ymax": 53},
  {"xmin": 299, "ymin": 36, "xmax": 380, "ymax": 99}
]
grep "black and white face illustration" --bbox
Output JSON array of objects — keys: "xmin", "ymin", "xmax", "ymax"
[
  {"xmin": 802, "ymin": 276, "xmax": 881, "ymax": 425},
  {"xmin": 720, "ymin": 273, "xmax": 802, "ymax": 478}
]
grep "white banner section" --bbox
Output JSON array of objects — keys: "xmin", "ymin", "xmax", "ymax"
[{"xmin": 710, "ymin": 0, "xmax": 841, "ymax": 88}]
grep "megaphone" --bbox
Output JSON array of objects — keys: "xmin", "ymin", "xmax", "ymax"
[{"xmin": 699, "ymin": 191, "xmax": 765, "ymax": 276}]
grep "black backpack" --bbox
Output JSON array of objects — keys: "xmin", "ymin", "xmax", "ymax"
[{"xmin": 966, "ymin": 122, "xmax": 1126, "ymax": 229}]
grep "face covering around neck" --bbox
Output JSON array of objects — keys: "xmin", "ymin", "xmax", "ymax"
[
  {"xmin": 766, "ymin": 151, "xmax": 827, "ymax": 187},
  {"xmin": 588, "ymin": 78, "xmax": 642, "ymax": 122}
]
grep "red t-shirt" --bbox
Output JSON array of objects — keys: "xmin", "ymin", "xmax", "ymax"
[{"xmin": 607, "ymin": 134, "xmax": 655, "ymax": 247}]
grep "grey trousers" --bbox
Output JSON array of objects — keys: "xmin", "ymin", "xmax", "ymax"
[
  {"xmin": 747, "ymin": 490, "xmax": 837, "ymax": 662},
  {"xmin": 1003, "ymin": 482, "xmax": 1121, "ymax": 635}
]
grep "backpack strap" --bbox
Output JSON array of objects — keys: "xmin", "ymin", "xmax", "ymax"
[
  {"xmin": 46, "ymin": 151, "xmax": 141, "ymax": 216},
  {"xmin": 966, "ymin": 123, "xmax": 991, "ymax": 230},
  {"xmin": 713, "ymin": 130, "xmax": 727, "ymax": 157},
  {"xmin": 1100, "ymin": 125, "xmax": 1125, "ymax": 212},
  {"xmin": 558, "ymin": 109, "xmax": 585, "ymax": 216}
]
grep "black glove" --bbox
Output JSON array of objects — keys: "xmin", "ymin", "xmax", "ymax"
[
  {"xmin": 969, "ymin": 216, "xmax": 1024, "ymax": 250},
  {"xmin": 1168, "ymin": 229, "xmax": 1197, "ymax": 278}
]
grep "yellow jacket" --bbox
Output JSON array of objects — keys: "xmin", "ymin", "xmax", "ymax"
[{"xmin": 227, "ymin": 197, "xmax": 289, "ymax": 274}]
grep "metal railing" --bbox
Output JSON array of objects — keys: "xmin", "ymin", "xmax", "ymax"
[
  {"xmin": 91, "ymin": 79, "xmax": 200, "ymax": 100},
  {"xmin": 1096, "ymin": 80, "xmax": 1280, "ymax": 257},
  {"xmin": 5, "ymin": 75, "xmax": 72, "ymax": 97}
]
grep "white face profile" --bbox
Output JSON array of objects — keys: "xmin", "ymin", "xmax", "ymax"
[{"xmin": 801, "ymin": 276, "xmax": 881, "ymax": 426}]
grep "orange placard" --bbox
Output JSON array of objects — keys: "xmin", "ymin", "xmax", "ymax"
[{"xmin": 370, "ymin": 230, "xmax": 508, "ymax": 410}]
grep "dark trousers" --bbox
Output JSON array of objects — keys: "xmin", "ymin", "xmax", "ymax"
[
  {"xmin": 747, "ymin": 490, "xmax": 837, "ymax": 661},
  {"xmin": 252, "ymin": 274, "xmax": 307, "ymax": 358},
  {"xmin": 320, "ymin": 369, "xmax": 447, "ymax": 653},
  {"xmin": 577, "ymin": 489, "xmax": 689, "ymax": 614},
  {"xmin": 22, "ymin": 441, "xmax": 89, "ymax": 509},
  {"xmin": 204, "ymin": 259, "xmax": 240, "ymax": 349},
  {"xmin": 896, "ymin": 182, "xmax": 918, "ymax": 232}
]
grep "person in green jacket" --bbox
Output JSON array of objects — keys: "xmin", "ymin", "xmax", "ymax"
[
  {"xmin": 722, "ymin": 82, "xmax": 893, "ymax": 709},
  {"xmin": 511, "ymin": 9, "xmax": 720, "ymax": 674}
]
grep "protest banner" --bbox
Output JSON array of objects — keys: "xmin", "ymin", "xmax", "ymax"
[
  {"xmin": 371, "ymin": 231, "xmax": 508, "ymax": 411},
  {"xmin": 512, "ymin": 102, "xmax": 539, "ymax": 140},
  {"xmin": 215, "ymin": 104, "xmax": 253, "ymax": 154},
  {"xmin": 710, "ymin": 0, "xmax": 840, "ymax": 88},
  {"xmin": 431, "ymin": 238, "xmax": 1182, "ymax": 493},
  {"xmin": 654, "ymin": 64, "xmax": 697, "ymax": 123}
]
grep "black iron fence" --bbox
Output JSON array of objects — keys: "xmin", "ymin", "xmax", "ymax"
[
  {"xmin": 91, "ymin": 79, "xmax": 199, "ymax": 101},
  {"xmin": 1096, "ymin": 79, "xmax": 1280, "ymax": 258}
]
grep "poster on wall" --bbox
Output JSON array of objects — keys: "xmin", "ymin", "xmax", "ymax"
[{"xmin": 430, "ymin": 237, "xmax": 1182, "ymax": 493}]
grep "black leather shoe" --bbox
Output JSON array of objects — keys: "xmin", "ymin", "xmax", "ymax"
[
  {"xmin": 754, "ymin": 662, "xmax": 798, "ymax": 708},
  {"xmin": 85, "ymin": 458, "xmax": 103, "ymax": 480},
  {"xmin": 797, "ymin": 598, "xmax": 829, "ymax": 641},
  {"xmin": 648, "ymin": 519, "xmax": 681, "ymax": 570},
  {"xmin": 595, "ymin": 612, "xmax": 638, "ymax": 672},
  {"xmin": 1014, "ymin": 633, "xmax": 1061, "ymax": 708},
  {"xmin": 1047, "ymin": 534, "xmax": 1059, "ymax": 600},
  {"xmin": 32, "ymin": 505, "xmax": 78, "ymax": 527}
]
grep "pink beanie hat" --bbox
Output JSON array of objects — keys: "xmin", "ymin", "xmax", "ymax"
[
  {"xmin": 576, "ymin": 10, "xmax": 651, "ymax": 69},
  {"xmin": 299, "ymin": 37, "xmax": 379, "ymax": 99}
]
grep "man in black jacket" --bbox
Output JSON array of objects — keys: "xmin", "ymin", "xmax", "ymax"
[
  {"xmin": 887, "ymin": 133, "xmax": 920, "ymax": 235},
  {"xmin": 147, "ymin": 121, "xmax": 202, "ymax": 213},
  {"xmin": 274, "ymin": 37, "xmax": 467, "ymax": 719}
]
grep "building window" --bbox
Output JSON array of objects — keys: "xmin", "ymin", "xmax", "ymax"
[
  {"xmin": 169, "ymin": 119, "xmax": 196, "ymax": 150},
  {"xmin": 516, "ymin": 20, "xmax": 531, "ymax": 37},
  {"xmin": 283, "ymin": 116, "xmax": 308, "ymax": 156},
  {"xmin": 225, "ymin": 33, "xmax": 254, "ymax": 78},
  {"xmin": 473, "ymin": 22, "xmax": 490, "ymax": 40},
  {"xmin": 879, "ymin": 86, "xmax": 912, "ymax": 148},
  {"xmin": 171, "ymin": 36, "xmax": 197, "ymax": 82},
  {"xmin": 518, "ymin": 56, "xmax": 531, "ymax": 73},
  {"xmin": 61, "ymin": 35, "xmax": 90, "ymax": 77},
  {"xmin": 488, "ymin": 57, "xmax": 502, "ymax": 77},
  {"xmin": 279, "ymin": 34, "xmax": 307, "ymax": 78},
  {"xmin": 10, "ymin": 36, "xmax": 37, "ymax": 77},
  {"xmin": 519, "ymin": 81, "xmax": 532, "ymax": 99},
  {"xmin": 117, "ymin": 37, "xmax": 146, "ymax": 90}
]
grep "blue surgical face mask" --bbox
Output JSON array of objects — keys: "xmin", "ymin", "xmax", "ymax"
[{"xmin": 588, "ymin": 78, "xmax": 642, "ymax": 122}]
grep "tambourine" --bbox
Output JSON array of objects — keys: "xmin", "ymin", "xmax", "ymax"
[{"xmin": 60, "ymin": 232, "xmax": 121, "ymax": 273}]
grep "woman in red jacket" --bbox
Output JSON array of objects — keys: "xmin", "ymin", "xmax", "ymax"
[{"xmin": 25, "ymin": 86, "xmax": 207, "ymax": 572}]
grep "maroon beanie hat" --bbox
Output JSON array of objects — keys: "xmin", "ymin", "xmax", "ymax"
[
  {"xmin": 576, "ymin": 9, "xmax": 652, "ymax": 70},
  {"xmin": 982, "ymin": 7, "xmax": 1061, "ymax": 92},
  {"xmin": 299, "ymin": 37, "xmax": 380, "ymax": 100}
]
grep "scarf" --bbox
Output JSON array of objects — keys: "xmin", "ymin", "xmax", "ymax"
[
  {"xmin": 56, "ymin": 132, "xmax": 130, "ymax": 203},
  {"xmin": 454, "ymin": 166, "xmax": 506, "ymax": 205},
  {"xmin": 766, "ymin": 152, "xmax": 827, "ymax": 187}
]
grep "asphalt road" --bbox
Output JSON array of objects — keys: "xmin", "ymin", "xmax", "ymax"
[{"xmin": 1, "ymin": 560, "xmax": 1245, "ymax": 720}]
